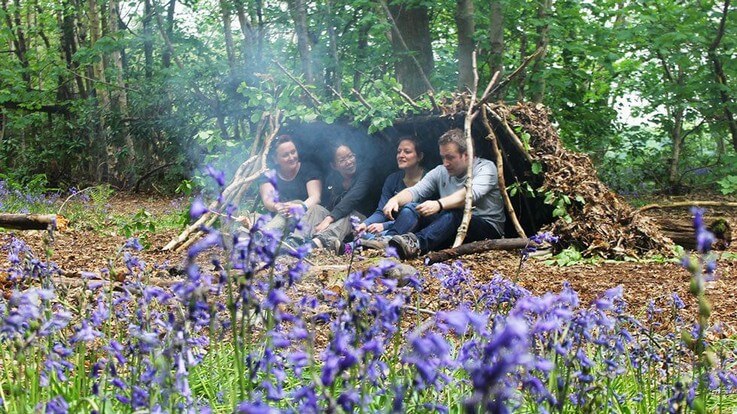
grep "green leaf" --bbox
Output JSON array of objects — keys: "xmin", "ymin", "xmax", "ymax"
[{"xmin": 531, "ymin": 162, "xmax": 543, "ymax": 175}]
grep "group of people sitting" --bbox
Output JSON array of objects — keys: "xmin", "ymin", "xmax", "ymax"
[{"xmin": 257, "ymin": 128, "xmax": 506, "ymax": 260}]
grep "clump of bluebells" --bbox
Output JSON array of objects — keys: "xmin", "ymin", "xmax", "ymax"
[{"xmin": 2, "ymin": 172, "xmax": 737, "ymax": 413}]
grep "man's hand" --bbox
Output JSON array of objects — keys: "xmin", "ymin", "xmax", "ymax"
[
  {"xmin": 275, "ymin": 202, "xmax": 291, "ymax": 216},
  {"xmin": 383, "ymin": 198, "xmax": 400, "ymax": 220},
  {"xmin": 366, "ymin": 223, "xmax": 384, "ymax": 234},
  {"xmin": 416, "ymin": 200, "xmax": 442, "ymax": 217},
  {"xmin": 315, "ymin": 216, "xmax": 334, "ymax": 234}
]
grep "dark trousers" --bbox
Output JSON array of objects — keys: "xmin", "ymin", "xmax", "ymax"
[{"xmin": 385, "ymin": 202, "xmax": 502, "ymax": 253}]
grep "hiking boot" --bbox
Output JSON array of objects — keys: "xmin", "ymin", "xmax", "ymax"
[
  {"xmin": 389, "ymin": 233, "xmax": 421, "ymax": 260},
  {"xmin": 359, "ymin": 236, "xmax": 391, "ymax": 251},
  {"xmin": 314, "ymin": 235, "xmax": 342, "ymax": 254}
]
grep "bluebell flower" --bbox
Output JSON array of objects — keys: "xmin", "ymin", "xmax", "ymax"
[
  {"xmin": 190, "ymin": 196, "xmax": 208, "ymax": 220},
  {"xmin": 235, "ymin": 400, "xmax": 279, "ymax": 414},
  {"xmin": 205, "ymin": 164, "xmax": 226, "ymax": 187},
  {"xmin": 123, "ymin": 237, "xmax": 144, "ymax": 251},
  {"xmin": 45, "ymin": 396, "xmax": 69, "ymax": 414}
]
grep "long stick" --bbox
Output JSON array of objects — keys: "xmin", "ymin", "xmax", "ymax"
[
  {"xmin": 481, "ymin": 104, "xmax": 526, "ymax": 238},
  {"xmin": 486, "ymin": 109, "xmax": 533, "ymax": 164},
  {"xmin": 453, "ymin": 51, "xmax": 479, "ymax": 247}
]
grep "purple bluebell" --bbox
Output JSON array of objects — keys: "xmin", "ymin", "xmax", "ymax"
[
  {"xmin": 190, "ymin": 196, "xmax": 208, "ymax": 220},
  {"xmin": 205, "ymin": 164, "xmax": 226, "ymax": 187},
  {"xmin": 45, "ymin": 396, "xmax": 69, "ymax": 414}
]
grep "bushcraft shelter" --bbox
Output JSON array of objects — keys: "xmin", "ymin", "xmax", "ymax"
[
  {"xmin": 166, "ymin": 101, "xmax": 673, "ymax": 259},
  {"xmin": 267, "ymin": 102, "xmax": 673, "ymax": 258}
]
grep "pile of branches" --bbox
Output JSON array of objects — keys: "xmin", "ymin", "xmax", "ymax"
[{"xmin": 499, "ymin": 103, "xmax": 672, "ymax": 258}]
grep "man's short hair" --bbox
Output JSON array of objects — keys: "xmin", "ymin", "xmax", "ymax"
[{"xmin": 438, "ymin": 128, "xmax": 469, "ymax": 154}]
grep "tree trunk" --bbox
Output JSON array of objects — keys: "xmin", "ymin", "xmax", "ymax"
[
  {"xmin": 488, "ymin": 0, "xmax": 504, "ymax": 91},
  {"xmin": 235, "ymin": 0, "xmax": 256, "ymax": 73},
  {"xmin": 529, "ymin": 0, "xmax": 551, "ymax": 103},
  {"xmin": 287, "ymin": 0, "xmax": 314, "ymax": 83},
  {"xmin": 708, "ymin": 0, "xmax": 737, "ymax": 152},
  {"xmin": 59, "ymin": 0, "xmax": 86, "ymax": 97},
  {"xmin": 353, "ymin": 21, "xmax": 369, "ymax": 91},
  {"xmin": 143, "ymin": 0, "xmax": 153, "ymax": 79},
  {"xmin": 1, "ymin": 0, "xmax": 30, "ymax": 84},
  {"xmin": 388, "ymin": 1, "xmax": 433, "ymax": 97},
  {"xmin": 108, "ymin": 0, "xmax": 135, "ymax": 185},
  {"xmin": 516, "ymin": 31, "xmax": 527, "ymax": 100},
  {"xmin": 161, "ymin": 0, "xmax": 176, "ymax": 68},
  {"xmin": 325, "ymin": 0, "xmax": 342, "ymax": 94},
  {"xmin": 455, "ymin": 0, "xmax": 475, "ymax": 91},
  {"xmin": 87, "ymin": 0, "xmax": 111, "ymax": 182},
  {"xmin": 219, "ymin": 0, "xmax": 237, "ymax": 74},
  {"xmin": 667, "ymin": 106, "xmax": 685, "ymax": 193}
]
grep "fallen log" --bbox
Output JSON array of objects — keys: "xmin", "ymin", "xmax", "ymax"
[
  {"xmin": 424, "ymin": 237, "xmax": 530, "ymax": 265},
  {"xmin": 637, "ymin": 201, "xmax": 737, "ymax": 213},
  {"xmin": 655, "ymin": 217, "xmax": 732, "ymax": 250},
  {"xmin": 0, "ymin": 214, "xmax": 59, "ymax": 230}
]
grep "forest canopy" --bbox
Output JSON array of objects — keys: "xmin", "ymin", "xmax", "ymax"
[{"xmin": 0, "ymin": 0, "xmax": 735, "ymax": 196}]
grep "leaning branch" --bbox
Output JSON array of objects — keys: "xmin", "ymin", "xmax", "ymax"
[
  {"xmin": 482, "ymin": 104, "xmax": 526, "ymax": 238},
  {"xmin": 273, "ymin": 60, "xmax": 322, "ymax": 109},
  {"xmin": 453, "ymin": 51, "xmax": 479, "ymax": 248}
]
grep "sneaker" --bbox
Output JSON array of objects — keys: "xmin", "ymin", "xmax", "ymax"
[
  {"xmin": 359, "ymin": 236, "xmax": 391, "ymax": 251},
  {"xmin": 315, "ymin": 235, "xmax": 342, "ymax": 254},
  {"xmin": 389, "ymin": 233, "xmax": 421, "ymax": 260}
]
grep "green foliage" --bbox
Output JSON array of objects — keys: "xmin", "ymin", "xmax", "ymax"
[
  {"xmin": 120, "ymin": 209, "xmax": 157, "ymax": 249},
  {"xmin": 717, "ymin": 175, "xmax": 737, "ymax": 195},
  {"xmin": 545, "ymin": 246, "xmax": 597, "ymax": 266}
]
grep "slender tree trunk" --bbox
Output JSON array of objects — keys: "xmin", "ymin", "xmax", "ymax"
[
  {"xmin": 529, "ymin": 0, "xmax": 551, "ymax": 103},
  {"xmin": 287, "ymin": 0, "xmax": 314, "ymax": 83},
  {"xmin": 667, "ymin": 106, "xmax": 685, "ymax": 193},
  {"xmin": 1, "ymin": 0, "xmax": 30, "ymax": 84},
  {"xmin": 325, "ymin": 0, "xmax": 342, "ymax": 94},
  {"xmin": 235, "ymin": 0, "xmax": 255, "ymax": 72},
  {"xmin": 87, "ymin": 0, "xmax": 111, "ymax": 182},
  {"xmin": 708, "ymin": 0, "xmax": 737, "ymax": 152},
  {"xmin": 489, "ymin": 0, "xmax": 504, "ymax": 88},
  {"xmin": 516, "ymin": 31, "xmax": 527, "ymax": 100},
  {"xmin": 455, "ymin": 0, "xmax": 475, "ymax": 92},
  {"xmin": 387, "ymin": 1, "xmax": 433, "ymax": 97},
  {"xmin": 143, "ymin": 0, "xmax": 153, "ymax": 79},
  {"xmin": 219, "ymin": 0, "xmax": 236, "ymax": 74},
  {"xmin": 353, "ymin": 21, "xmax": 369, "ymax": 91},
  {"xmin": 161, "ymin": 0, "xmax": 175, "ymax": 68}
]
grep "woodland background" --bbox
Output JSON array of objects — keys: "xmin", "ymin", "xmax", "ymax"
[{"xmin": 0, "ymin": 0, "xmax": 735, "ymax": 197}]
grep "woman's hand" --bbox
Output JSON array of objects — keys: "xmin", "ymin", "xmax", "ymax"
[
  {"xmin": 366, "ymin": 223, "xmax": 384, "ymax": 234},
  {"xmin": 315, "ymin": 216, "xmax": 334, "ymax": 234}
]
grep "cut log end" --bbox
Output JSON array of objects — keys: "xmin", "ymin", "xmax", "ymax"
[{"xmin": 0, "ymin": 214, "xmax": 66, "ymax": 231}]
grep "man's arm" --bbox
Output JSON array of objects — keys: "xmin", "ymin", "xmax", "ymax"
[
  {"xmin": 415, "ymin": 188, "xmax": 466, "ymax": 216},
  {"xmin": 382, "ymin": 188, "xmax": 414, "ymax": 220}
]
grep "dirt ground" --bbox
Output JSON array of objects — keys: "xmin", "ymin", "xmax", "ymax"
[{"xmin": 2, "ymin": 193, "xmax": 736, "ymax": 334}]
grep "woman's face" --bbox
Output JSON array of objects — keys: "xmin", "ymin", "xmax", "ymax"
[
  {"xmin": 396, "ymin": 139, "xmax": 422, "ymax": 170},
  {"xmin": 275, "ymin": 141, "xmax": 299, "ymax": 172},
  {"xmin": 333, "ymin": 145, "xmax": 357, "ymax": 177}
]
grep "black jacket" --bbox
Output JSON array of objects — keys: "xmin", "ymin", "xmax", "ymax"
[{"xmin": 323, "ymin": 165, "xmax": 375, "ymax": 220}]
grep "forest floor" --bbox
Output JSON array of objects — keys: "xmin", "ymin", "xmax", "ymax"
[{"xmin": 2, "ymin": 193, "xmax": 737, "ymax": 335}]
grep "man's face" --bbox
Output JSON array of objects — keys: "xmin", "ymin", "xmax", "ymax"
[{"xmin": 439, "ymin": 142, "xmax": 468, "ymax": 177}]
